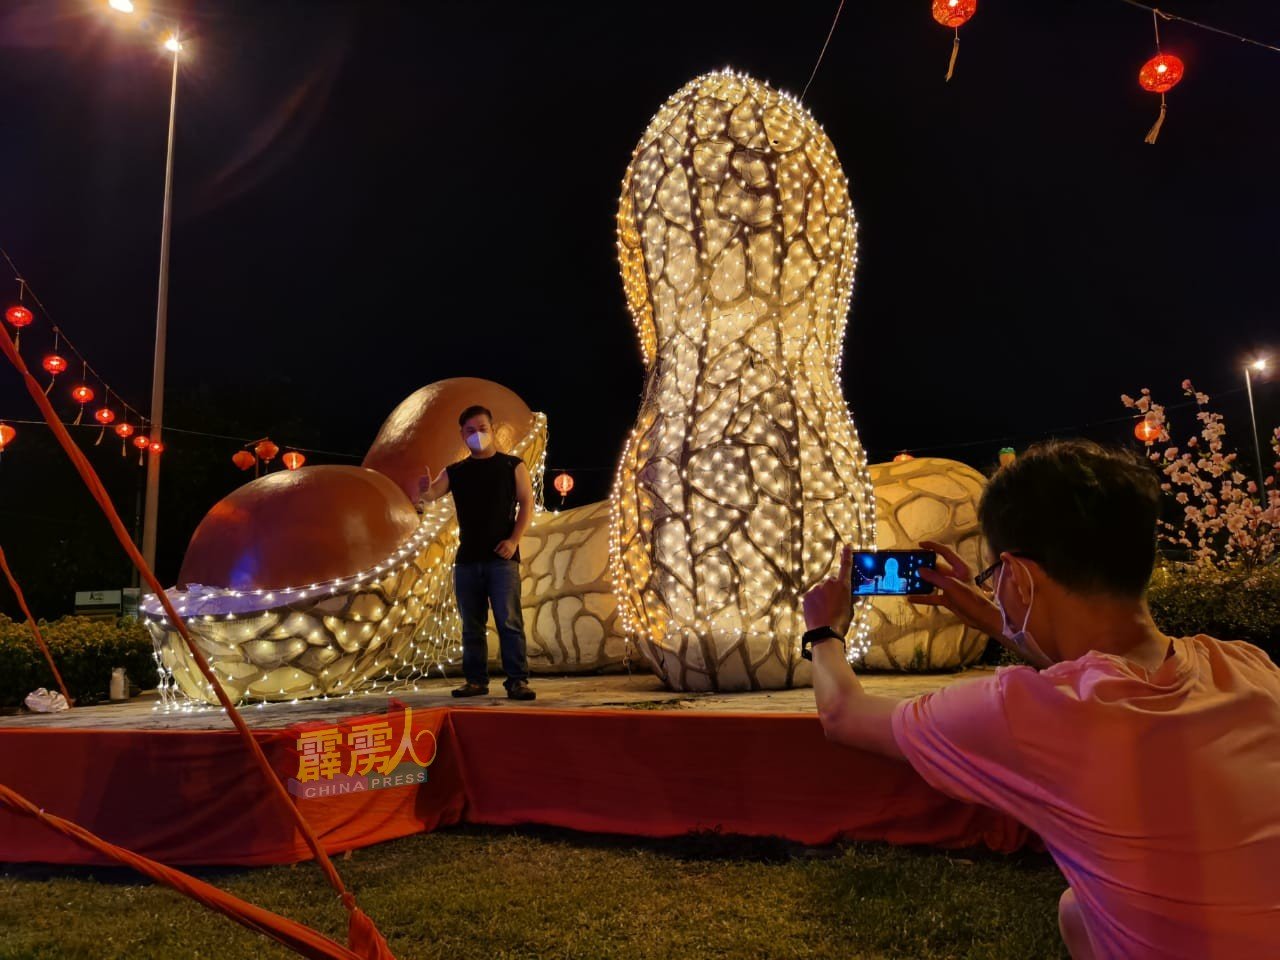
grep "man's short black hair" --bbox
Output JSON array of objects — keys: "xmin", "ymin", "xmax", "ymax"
[
  {"xmin": 458, "ymin": 405, "xmax": 493, "ymax": 427},
  {"xmin": 979, "ymin": 440, "xmax": 1161, "ymax": 598}
]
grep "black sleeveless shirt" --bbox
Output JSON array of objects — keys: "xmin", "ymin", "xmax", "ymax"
[{"xmin": 446, "ymin": 453, "xmax": 522, "ymax": 563}]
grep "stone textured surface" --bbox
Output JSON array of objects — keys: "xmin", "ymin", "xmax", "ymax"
[
  {"xmin": 861, "ymin": 457, "xmax": 989, "ymax": 671},
  {"xmin": 508, "ymin": 500, "xmax": 630, "ymax": 673},
  {"xmin": 610, "ymin": 71, "xmax": 876, "ymax": 692}
]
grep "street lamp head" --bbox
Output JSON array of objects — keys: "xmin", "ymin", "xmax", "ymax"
[
  {"xmin": 163, "ymin": 35, "xmax": 182, "ymax": 53},
  {"xmin": 108, "ymin": 0, "xmax": 135, "ymax": 12},
  {"xmin": 1251, "ymin": 358, "xmax": 1268, "ymax": 372}
]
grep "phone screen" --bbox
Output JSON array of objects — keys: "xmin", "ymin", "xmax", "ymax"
[{"xmin": 851, "ymin": 550, "xmax": 937, "ymax": 596}]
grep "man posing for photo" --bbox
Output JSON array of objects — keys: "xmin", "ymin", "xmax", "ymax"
[{"xmin": 417, "ymin": 404, "xmax": 536, "ymax": 701}]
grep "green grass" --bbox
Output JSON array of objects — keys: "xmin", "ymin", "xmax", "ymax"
[{"xmin": 0, "ymin": 827, "xmax": 1067, "ymax": 959}]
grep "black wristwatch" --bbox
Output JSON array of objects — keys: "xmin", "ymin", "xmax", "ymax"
[{"xmin": 801, "ymin": 627, "xmax": 845, "ymax": 661}]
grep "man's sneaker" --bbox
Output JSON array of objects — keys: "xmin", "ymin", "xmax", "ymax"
[
  {"xmin": 507, "ymin": 682, "xmax": 536, "ymax": 702},
  {"xmin": 451, "ymin": 682, "xmax": 489, "ymax": 698}
]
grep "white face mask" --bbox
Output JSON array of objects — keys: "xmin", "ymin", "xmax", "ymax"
[
  {"xmin": 994, "ymin": 561, "xmax": 1055, "ymax": 669},
  {"xmin": 465, "ymin": 431, "xmax": 491, "ymax": 454}
]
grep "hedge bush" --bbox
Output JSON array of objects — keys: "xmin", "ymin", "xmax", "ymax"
[
  {"xmin": 0, "ymin": 615, "xmax": 157, "ymax": 708},
  {"xmin": 1148, "ymin": 564, "xmax": 1280, "ymax": 662}
]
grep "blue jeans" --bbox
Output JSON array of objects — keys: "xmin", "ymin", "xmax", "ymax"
[{"xmin": 454, "ymin": 559, "xmax": 529, "ymax": 690}]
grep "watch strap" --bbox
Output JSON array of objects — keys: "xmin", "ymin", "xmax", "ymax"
[{"xmin": 801, "ymin": 627, "xmax": 845, "ymax": 661}]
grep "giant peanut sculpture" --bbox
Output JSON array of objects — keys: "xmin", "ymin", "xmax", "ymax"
[{"xmin": 609, "ymin": 71, "xmax": 878, "ymax": 691}]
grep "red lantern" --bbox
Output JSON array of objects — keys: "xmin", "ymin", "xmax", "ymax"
[
  {"xmin": 71, "ymin": 384, "xmax": 94, "ymax": 404},
  {"xmin": 282, "ymin": 451, "xmax": 306, "ymax": 471},
  {"xmin": 149, "ymin": 440, "xmax": 164, "ymax": 455},
  {"xmin": 115, "ymin": 422, "xmax": 135, "ymax": 439},
  {"xmin": 133, "ymin": 434, "xmax": 150, "ymax": 450},
  {"xmin": 94, "ymin": 407, "xmax": 116, "ymax": 425},
  {"xmin": 255, "ymin": 439, "xmax": 279, "ymax": 462},
  {"xmin": 931, "ymin": 0, "xmax": 976, "ymax": 28},
  {"xmin": 1139, "ymin": 53, "xmax": 1184, "ymax": 93},
  {"xmin": 1134, "ymin": 419, "xmax": 1161, "ymax": 444},
  {"xmin": 892, "ymin": 452, "xmax": 915, "ymax": 463},
  {"xmin": 0, "ymin": 423, "xmax": 15, "ymax": 449},
  {"xmin": 553, "ymin": 472, "xmax": 574, "ymax": 496},
  {"xmin": 5, "ymin": 305, "xmax": 33, "ymax": 329},
  {"xmin": 232, "ymin": 450, "xmax": 256, "ymax": 471},
  {"xmin": 42, "ymin": 354, "xmax": 67, "ymax": 375},
  {"xmin": 1138, "ymin": 53, "xmax": 1184, "ymax": 144},
  {"xmin": 931, "ymin": 0, "xmax": 976, "ymax": 82}
]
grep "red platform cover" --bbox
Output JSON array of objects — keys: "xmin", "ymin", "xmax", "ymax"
[{"xmin": 0, "ymin": 706, "xmax": 1033, "ymax": 865}]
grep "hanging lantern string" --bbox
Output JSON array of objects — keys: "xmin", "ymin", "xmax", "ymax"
[
  {"xmin": 1, "ymin": 379, "xmax": 1250, "ymax": 473},
  {"xmin": 1117, "ymin": 0, "xmax": 1280, "ymax": 56},
  {"xmin": 0, "ymin": 417, "xmax": 366, "ymax": 460},
  {"xmin": 800, "ymin": 0, "xmax": 847, "ymax": 102},
  {"xmin": 1, "ymin": 247, "xmax": 149, "ymax": 427}
]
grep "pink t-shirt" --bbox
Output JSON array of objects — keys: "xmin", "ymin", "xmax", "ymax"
[{"xmin": 892, "ymin": 635, "xmax": 1280, "ymax": 959}]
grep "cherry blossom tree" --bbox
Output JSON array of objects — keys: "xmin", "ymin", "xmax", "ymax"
[{"xmin": 1123, "ymin": 382, "xmax": 1280, "ymax": 569}]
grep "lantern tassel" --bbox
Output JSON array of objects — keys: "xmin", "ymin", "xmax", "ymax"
[
  {"xmin": 43, "ymin": 377, "xmax": 55, "ymax": 396},
  {"xmin": 94, "ymin": 426, "xmax": 105, "ymax": 446},
  {"xmin": 1144, "ymin": 94, "xmax": 1167, "ymax": 144},
  {"xmin": 72, "ymin": 407, "xmax": 83, "ymax": 426},
  {"xmin": 945, "ymin": 30, "xmax": 960, "ymax": 82}
]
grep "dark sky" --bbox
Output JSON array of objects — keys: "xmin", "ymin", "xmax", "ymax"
[{"xmin": 1, "ymin": 0, "xmax": 1278, "ymax": 608}]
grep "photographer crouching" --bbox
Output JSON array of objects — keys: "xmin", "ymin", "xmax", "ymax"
[{"xmin": 803, "ymin": 440, "xmax": 1280, "ymax": 959}]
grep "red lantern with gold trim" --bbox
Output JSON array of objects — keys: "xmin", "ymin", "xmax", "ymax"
[
  {"xmin": 94, "ymin": 407, "xmax": 116, "ymax": 425},
  {"xmin": 282, "ymin": 451, "xmax": 305, "ymax": 471},
  {"xmin": 69, "ymin": 384, "xmax": 95, "ymax": 426},
  {"xmin": 1137, "ymin": 5, "xmax": 1184, "ymax": 148},
  {"xmin": 5, "ymin": 305, "xmax": 33, "ymax": 329},
  {"xmin": 931, "ymin": 0, "xmax": 977, "ymax": 81},
  {"xmin": 553, "ymin": 472, "xmax": 574, "ymax": 496},
  {"xmin": 149, "ymin": 440, "xmax": 164, "ymax": 455},
  {"xmin": 232, "ymin": 450, "xmax": 255, "ymax": 471},
  {"xmin": 255, "ymin": 439, "xmax": 279, "ymax": 463},
  {"xmin": 42, "ymin": 354, "xmax": 67, "ymax": 375},
  {"xmin": 133, "ymin": 434, "xmax": 150, "ymax": 450},
  {"xmin": 115, "ymin": 423, "xmax": 134, "ymax": 439},
  {"xmin": 0, "ymin": 422, "xmax": 16, "ymax": 450}
]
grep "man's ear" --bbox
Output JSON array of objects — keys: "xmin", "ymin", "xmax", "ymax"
[{"xmin": 1001, "ymin": 552, "xmax": 1036, "ymax": 606}]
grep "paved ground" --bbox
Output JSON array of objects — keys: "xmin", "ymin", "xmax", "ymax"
[{"xmin": 0, "ymin": 669, "xmax": 988, "ymax": 732}]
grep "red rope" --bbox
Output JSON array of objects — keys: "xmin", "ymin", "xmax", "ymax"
[
  {"xmin": 0, "ymin": 326, "xmax": 394, "ymax": 959},
  {"xmin": 0, "ymin": 543, "xmax": 72, "ymax": 706},
  {"xmin": 0, "ymin": 782, "xmax": 363, "ymax": 960}
]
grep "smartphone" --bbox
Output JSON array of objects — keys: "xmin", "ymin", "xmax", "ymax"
[{"xmin": 851, "ymin": 550, "xmax": 937, "ymax": 596}]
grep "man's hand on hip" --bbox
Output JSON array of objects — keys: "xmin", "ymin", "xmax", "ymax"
[{"xmin": 494, "ymin": 539, "xmax": 518, "ymax": 560}]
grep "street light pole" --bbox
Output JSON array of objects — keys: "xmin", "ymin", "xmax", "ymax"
[
  {"xmin": 1244, "ymin": 359, "xmax": 1268, "ymax": 498},
  {"xmin": 141, "ymin": 35, "xmax": 180, "ymax": 572}
]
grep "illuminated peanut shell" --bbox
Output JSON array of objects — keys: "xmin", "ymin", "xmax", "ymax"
[{"xmin": 609, "ymin": 71, "xmax": 876, "ymax": 691}]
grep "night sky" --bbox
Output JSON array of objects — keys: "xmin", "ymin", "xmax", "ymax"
[{"xmin": 1, "ymin": 0, "xmax": 1277, "ymax": 613}]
